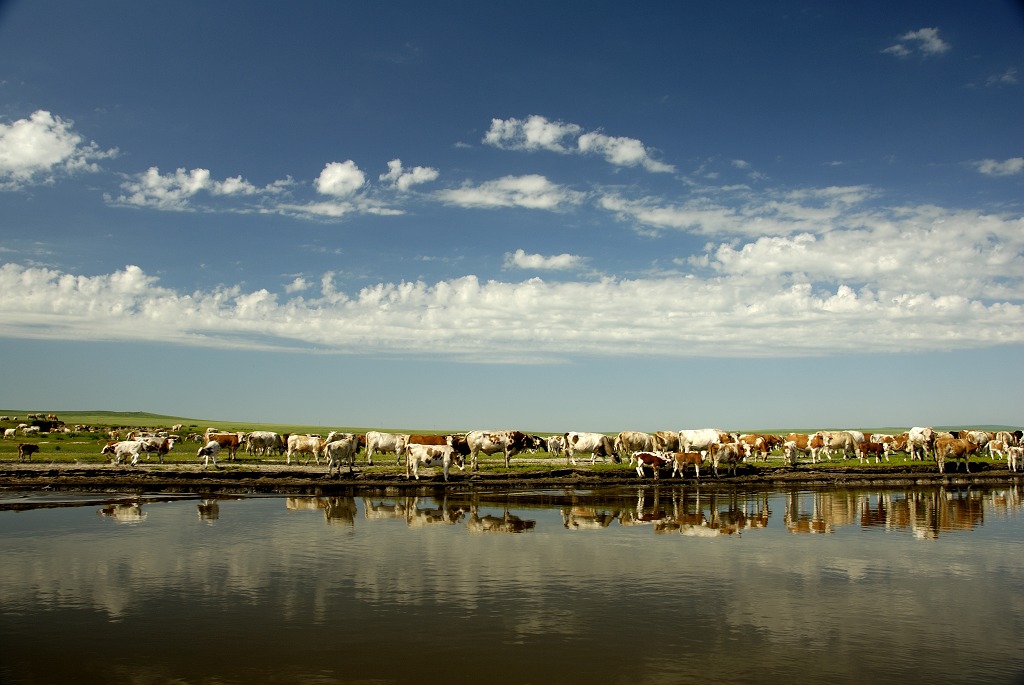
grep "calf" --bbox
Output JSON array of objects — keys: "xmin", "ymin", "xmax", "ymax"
[
  {"xmin": 17, "ymin": 443, "xmax": 40, "ymax": 461},
  {"xmin": 670, "ymin": 451, "xmax": 705, "ymax": 479},
  {"xmin": 632, "ymin": 451, "xmax": 669, "ymax": 479},
  {"xmin": 404, "ymin": 443, "xmax": 463, "ymax": 481},
  {"xmin": 101, "ymin": 440, "xmax": 148, "ymax": 466},
  {"xmin": 856, "ymin": 440, "xmax": 887, "ymax": 464},
  {"xmin": 197, "ymin": 440, "xmax": 221, "ymax": 467}
]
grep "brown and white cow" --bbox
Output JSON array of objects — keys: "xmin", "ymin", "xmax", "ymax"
[
  {"xmin": 615, "ymin": 431, "xmax": 654, "ymax": 460},
  {"xmin": 651, "ymin": 430, "xmax": 680, "ymax": 452},
  {"xmin": 670, "ymin": 451, "xmax": 705, "ymax": 479},
  {"xmin": 709, "ymin": 442, "xmax": 745, "ymax": 477},
  {"xmin": 563, "ymin": 432, "xmax": 616, "ymax": 465},
  {"xmin": 933, "ymin": 436, "xmax": 980, "ymax": 474},
  {"xmin": 465, "ymin": 430, "xmax": 538, "ymax": 469},
  {"xmin": 403, "ymin": 443, "xmax": 464, "ymax": 481},
  {"xmin": 632, "ymin": 451, "xmax": 669, "ymax": 479},
  {"xmin": 206, "ymin": 432, "xmax": 241, "ymax": 460}
]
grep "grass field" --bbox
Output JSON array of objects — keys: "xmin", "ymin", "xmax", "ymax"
[{"xmin": 0, "ymin": 409, "xmax": 1017, "ymax": 473}]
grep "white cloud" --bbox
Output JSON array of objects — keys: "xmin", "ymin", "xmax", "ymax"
[
  {"xmin": 110, "ymin": 166, "xmax": 284, "ymax": 210},
  {"xmin": 437, "ymin": 174, "xmax": 585, "ymax": 210},
  {"xmin": 2, "ymin": 202, "xmax": 1021, "ymax": 362},
  {"xmin": 976, "ymin": 157, "xmax": 1024, "ymax": 177},
  {"xmin": 0, "ymin": 110, "xmax": 117, "ymax": 190},
  {"xmin": 504, "ymin": 249, "xmax": 584, "ymax": 271},
  {"xmin": 985, "ymin": 67, "xmax": 1018, "ymax": 87},
  {"xmin": 883, "ymin": 27, "xmax": 950, "ymax": 58},
  {"xmin": 315, "ymin": 160, "xmax": 366, "ymax": 197},
  {"xmin": 484, "ymin": 115, "xmax": 673, "ymax": 172},
  {"xmin": 379, "ymin": 158, "xmax": 439, "ymax": 191}
]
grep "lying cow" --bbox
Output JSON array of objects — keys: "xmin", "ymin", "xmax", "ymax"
[
  {"xmin": 404, "ymin": 443, "xmax": 463, "ymax": 481},
  {"xmin": 17, "ymin": 443, "xmax": 40, "ymax": 461},
  {"xmin": 197, "ymin": 440, "xmax": 221, "ymax": 467}
]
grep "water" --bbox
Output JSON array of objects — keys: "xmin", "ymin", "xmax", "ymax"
[{"xmin": 0, "ymin": 485, "xmax": 1021, "ymax": 684}]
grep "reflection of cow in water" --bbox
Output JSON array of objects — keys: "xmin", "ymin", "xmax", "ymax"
[
  {"xmin": 285, "ymin": 496, "xmax": 358, "ymax": 526},
  {"xmin": 467, "ymin": 506, "xmax": 535, "ymax": 533},
  {"xmin": 98, "ymin": 502, "xmax": 147, "ymax": 523}
]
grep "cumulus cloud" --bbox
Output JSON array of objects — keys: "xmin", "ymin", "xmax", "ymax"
[
  {"xmin": 883, "ymin": 27, "xmax": 950, "ymax": 58},
  {"xmin": 379, "ymin": 158, "xmax": 440, "ymax": 190},
  {"xmin": 975, "ymin": 157, "xmax": 1024, "ymax": 177},
  {"xmin": 504, "ymin": 249, "xmax": 584, "ymax": 271},
  {"xmin": 109, "ymin": 166, "xmax": 288, "ymax": 211},
  {"xmin": 2, "ymin": 202, "xmax": 1022, "ymax": 363},
  {"xmin": 484, "ymin": 115, "xmax": 674, "ymax": 173},
  {"xmin": 437, "ymin": 174, "xmax": 585, "ymax": 210},
  {"xmin": 315, "ymin": 160, "xmax": 366, "ymax": 197},
  {"xmin": 0, "ymin": 110, "xmax": 116, "ymax": 190}
]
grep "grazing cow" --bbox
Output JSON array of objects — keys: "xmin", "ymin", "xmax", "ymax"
[
  {"xmin": 632, "ymin": 451, "xmax": 669, "ymax": 479},
  {"xmin": 465, "ymin": 430, "xmax": 537, "ymax": 469},
  {"xmin": 101, "ymin": 440, "xmax": 148, "ymax": 466},
  {"xmin": 1006, "ymin": 446, "xmax": 1022, "ymax": 472},
  {"xmin": 816, "ymin": 431, "xmax": 857, "ymax": 460},
  {"xmin": 783, "ymin": 433, "xmax": 824, "ymax": 464},
  {"xmin": 856, "ymin": 440, "xmax": 888, "ymax": 463},
  {"xmin": 286, "ymin": 434, "xmax": 327, "ymax": 465},
  {"xmin": 17, "ymin": 443, "xmax": 40, "ymax": 461},
  {"xmin": 403, "ymin": 443, "xmax": 464, "ymax": 481},
  {"xmin": 364, "ymin": 431, "xmax": 410, "ymax": 466},
  {"xmin": 651, "ymin": 430, "xmax": 680, "ymax": 452},
  {"xmin": 206, "ymin": 432, "xmax": 241, "ymax": 460},
  {"xmin": 323, "ymin": 433, "xmax": 361, "ymax": 475},
  {"xmin": 670, "ymin": 451, "xmax": 706, "ymax": 479},
  {"xmin": 563, "ymin": 432, "xmax": 616, "ymax": 465},
  {"xmin": 678, "ymin": 429, "xmax": 728, "ymax": 454},
  {"xmin": 933, "ymin": 437, "xmax": 979, "ymax": 474},
  {"xmin": 907, "ymin": 426, "xmax": 935, "ymax": 461},
  {"xmin": 709, "ymin": 442, "xmax": 745, "ymax": 477},
  {"xmin": 3, "ymin": 428, "xmax": 15, "ymax": 439},
  {"xmin": 615, "ymin": 431, "xmax": 654, "ymax": 460},
  {"xmin": 197, "ymin": 440, "xmax": 221, "ymax": 467}
]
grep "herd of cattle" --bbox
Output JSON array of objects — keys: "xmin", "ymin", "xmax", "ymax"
[{"xmin": 26, "ymin": 424, "xmax": 1017, "ymax": 479}]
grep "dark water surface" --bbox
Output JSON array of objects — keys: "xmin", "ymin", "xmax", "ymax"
[{"xmin": 1, "ymin": 485, "xmax": 1022, "ymax": 684}]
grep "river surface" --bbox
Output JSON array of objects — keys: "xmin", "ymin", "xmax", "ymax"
[{"xmin": 0, "ymin": 484, "xmax": 1021, "ymax": 685}]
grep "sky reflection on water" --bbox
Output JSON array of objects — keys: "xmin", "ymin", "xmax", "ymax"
[{"xmin": 0, "ymin": 484, "xmax": 1022, "ymax": 684}]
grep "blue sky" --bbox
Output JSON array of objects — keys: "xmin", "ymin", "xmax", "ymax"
[{"xmin": 1, "ymin": 1, "xmax": 1022, "ymax": 431}]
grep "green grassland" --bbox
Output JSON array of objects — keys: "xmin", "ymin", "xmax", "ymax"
[{"xmin": 0, "ymin": 410, "xmax": 1018, "ymax": 473}]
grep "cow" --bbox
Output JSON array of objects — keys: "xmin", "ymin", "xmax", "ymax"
[
  {"xmin": 563, "ymin": 432, "xmax": 616, "ymax": 465},
  {"xmin": 632, "ymin": 451, "xmax": 669, "ymax": 479},
  {"xmin": 364, "ymin": 431, "xmax": 410, "ymax": 466},
  {"xmin": 738, "ymin": 434, "xmax": 769, "ymax": 462},
  {"xmin": 465, "ymin": 430, "xmax": 537, "ymax": 469},
  {"xmin": 709, "ymin": 442, "xmax": 744, "ymax": 477},
  {"xmin": 206, "ymin": 432, "xmax": 241, "ymax": 460},
  {"xmin": 3, "ymin": 428, "xmax": 15, "ymax": 439},
  {"xmin": 17, "ymin": 443, "xmax": 40, "ymax": 461},
  {"xmin": 815, "ymin": 431, "xmax": 857, "ymax": 460},
  {"xmin": 323, "ymin": 433, "xmax": 361, "ymax": 475},
  {"xmin": 962, "ymin": 430, "xmax": 990, "ymax": 449},
  {"xmin": 670, "ymin": 451, "xmax": 706, "ymax": 479},
  {"xmin": 651, "ymin": 431, "xmax": 680, "ymax": 452},
  {"xmin": 402, "ymin": 434, "xmax": 451, "ymax": 465},
  {"xmin": 783, "ymin": 433, "xmax": 824, "ymax": 465},
  {"xmin": 101, "ymin": 440, "xmax": 148, "ymax": 466},
  {"xmin": 544, "ymin": 434, "xmax": 565, "ymax": 460},
  {"xmin": 856, "ymin": 440, "xmax": 887, "ymax": 464},
  {"xmin": 1006, "ymin": 446, "xmax": 1022, "ymax": 472},
  {"xmin": 245, "ymin": 431, "xmax": 281, "ymax": 457},
  {"xmin": 994, "ymin": 431, "xmax": 1018, "ymax": 447},
  {"xmin": 197, "ymin": 440, "xmax": 221, "ymax": 467},
  {"xmin": 137, "ymin": 435, "xmax": 175, "ymax": 463},
  {"xmin": 678, "ymin": 429, "xmax": 728, "ymax": 454},
  {"xmin": 615, "ymin": 431, "xmax": 654, "ymax": 460},
  {"xmin": 987, "ymin": 440, "xmax": 1009, "ymax": 461},
  {"xmin": 907, "ymin": 426, "xmax": 935, "ymax": 461},
  {"xmin": 403, "ymin": 443, "xmax": 464, "ymax": 481},
  {"xmin": 933, "ymin": 437, "xmax": 980, "ymax": 474},
  {"xmin": 286, "ymin": 434, "xmax": 326, "ymax": 465}
]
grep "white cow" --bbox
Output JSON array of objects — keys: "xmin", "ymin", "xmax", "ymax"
[
  {"xmin": 563, "ymin": 432, "xmax": 616, "ymax": 465},
  {"xmin": 615, "ymin": 431, "xmax": 654, "ymax": 460},
  {"xmin": 403, "ymin": 443, "xmax": 464, "ymax": 481},
  {"xmin": 323, "ymin": 434, "xmax": 361, "ymax": 475},
  {"xmin": 2, "ymin": 428, "xmax": 15, "ymax": 439},
  {"xmin": 907, "ymin": 426, "xmax": 935, "ymax": 461},
  {"xmin": 1006, "ymin": 446, "xmax": 1022, "ymax": 472},
  {"xmin": 101, "ymin": 440, "xmax": 148, "ymax": 466},
  {"xmin": 364, "ymin": 431, "xmax": 410, "ymax": 466},
  {"xmin": 197, "ymin": 440, "xmax": 221, "ymax": 467},
  {"xmin": 678, "ymin": 429, "xmax": 728, "ymax": 454},
  {"xmin": 287, "ymin": 434, "xmax": 326, "ymax": 465},
  {"xmin": 245, "ymin": 431, "xmax": 281, "ymax": 457}
]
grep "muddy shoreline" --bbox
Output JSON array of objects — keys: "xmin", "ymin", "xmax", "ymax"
[{"xmin": 0, "ymin": 461, "xmax": 1020, "ymax": 497}]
